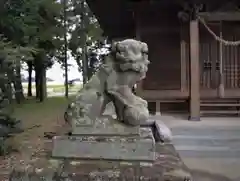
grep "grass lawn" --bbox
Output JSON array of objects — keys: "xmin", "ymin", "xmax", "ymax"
[
  {"xmin": 22, "ymin": 84, "xmax": 82, "ymax": 94},
  {"xmin": 13, "ymin": 97, "xmax": 69, "ymax": 121},
  {"xmin": 0, "ymin": 97, "xmax": 73, "ymax": 176},
  {"xmin": 12, "ymin": 96, "xmax": 71, "ymax": 134}
]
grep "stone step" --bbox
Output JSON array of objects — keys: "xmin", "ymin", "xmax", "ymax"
[
  {"xmin": 172, "ymin": 138, "xmax": 240, "ymax": 148},
  {"xmin": 171, "ymin": 127, "xmax": 240, "ymax": 158},
  {"xmin": 177, "ymin": 149, "xmax": 240, "ymax": 158},
  {"xmin": 171, "ymin": 128, "xmax": 240, "ymax": 138}
]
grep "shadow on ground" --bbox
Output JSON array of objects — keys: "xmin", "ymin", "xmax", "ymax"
[{"xmin": 191, "ymin": 169, "xmax": 234, "ymax": 181}]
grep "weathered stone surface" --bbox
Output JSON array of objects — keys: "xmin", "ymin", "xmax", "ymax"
[
  {"xmin": 140, "ymin": 119, "xmax": 172, "ymax": 143},
  {"xmin": 154, "ymin": 120, "xmax": 173, "ymax": 142},
  {"xmin": 65, "ymin": 39, "xmax": 150, "ymax": 128},
  {"xmin": 140, "ymin": 119, "xmax": 155, "ymax": 126},
  {"xmin": 52, "ymin": 128, "xmax": 155, "ymax": 161},
  {"xmin": 72, "ymin": 115, "xmax": 139, "ymax": 136},
  {"xmin": 8, "ymin": 143, "xmax": 192, "ymax": 181}
]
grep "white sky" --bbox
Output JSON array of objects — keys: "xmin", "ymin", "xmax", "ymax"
[
  {"xmin": 21, "ymin": 43, "xmax": 109, "ymax": 85},
  {"xmin": 21, "ymin": 0, "xmax": 105, "ymax": 85},
  {"xmin": 22, "ymin": 56, "xmax": 82, "ymax": 84},
  {"xmin": 21, "ymin": 18, "xmax": 83, "ymax": 84}
]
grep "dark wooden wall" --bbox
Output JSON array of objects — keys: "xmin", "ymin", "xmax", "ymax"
[
  {"xmin": 138, "ymin": 18, "xmax": 240, "ymax": 98},
  {"xmin": 140, "ymin": 20, "xmax": 182, "ymax": 90},
  {"xmin": 130, "ymin": 1, "xmax": 240, "ymax": 100}
]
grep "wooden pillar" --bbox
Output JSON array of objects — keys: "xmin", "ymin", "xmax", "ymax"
[
  {"xmin": 180, "ymin": 25, "xmax": 187, "ymax": 93},
  {"xmin": 134, "ymin": 11, "xmax": 143, "ymax": 97},
  {"xmin": 155, "ymin": 101, "xmax": 161, "ymax": 116},
  {"xmin": 189, "ymin": 20, "xmax": 201, "ymax": 121}
]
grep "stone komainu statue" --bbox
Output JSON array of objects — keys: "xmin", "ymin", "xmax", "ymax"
[
  {"xmin": 9, "ymin": 39, "xmax": 189, "ymax": 181},
  {"xmin": 65, "ymin": 39, "xmax": 150, "ymax": 127}
]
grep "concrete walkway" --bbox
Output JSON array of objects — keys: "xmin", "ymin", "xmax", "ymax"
[{"xmin": 152, "ymin": 114, "xmax": 240, "ymax": 181}]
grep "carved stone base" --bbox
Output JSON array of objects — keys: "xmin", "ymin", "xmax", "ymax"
[{"xmin": 52, "ymin": 127, "xmax": 155, "ymax": 161}]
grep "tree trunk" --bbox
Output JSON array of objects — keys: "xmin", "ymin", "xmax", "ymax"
[
  {"xmin": 0, "ymin": 60, "xmax": 14, "ymax": 117},
  {"xmin": 82, "ymin": 46, "xmax": 88, "ymax": 85},
  {"xmin": 63, "ymin": 0, "xmax": 68, "ymax": 98},
  {"xmin": 13, "ymin": 82, "xmax": 21, "ymax": 104},
  {"xmin": 13, "ymin": 61, "xmax": 25, "ymax": 103},
  {"xmin": 39, "ymin": 68, "xmax": 46, "ymax": 102},
  {"xmin": 7, "ymin": 64, "xmax": 21, "ymax": 104},
  {"xmin": 35, "ymin": 53, "xmax": 47, "ymax": 102},
  {"xmin": 27, "ymin": 61, "xmax": 33, "ymax": 97},
  {"xmin": 35, "ymin": 66, "xmax": 40, "ymax": 100},
  {"xmin": 6, "ymin": 67, "xmax": 14, "ymax": 104},
  {"xmin": 81, "ymin": 0, "xmax": 88, "ymax": 85}
]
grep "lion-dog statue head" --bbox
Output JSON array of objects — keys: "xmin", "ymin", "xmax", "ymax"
[{"xmin": 106, "ymin": 39, "xmax": 150, "ymax": 126}]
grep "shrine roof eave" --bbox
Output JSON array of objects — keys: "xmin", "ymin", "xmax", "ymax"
[
  {"xmin": 86, "ymin": 0, "xmax": 236, "ymax": 38},
  {"xmin": 86, "ymin": 0, "xmax": 136, "ymax": 39}
]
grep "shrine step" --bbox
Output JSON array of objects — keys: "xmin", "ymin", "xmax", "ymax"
[
  {"xmin": 201, "ymin": 103, "xmax": 240, "ymax": 107},
  {"xmin": 200, "ymin": 99, "xmax": 240, "ymax": 116},
  {"xmin": 201, "ymin": 110, "xmax": 240, "ymax": 115}
]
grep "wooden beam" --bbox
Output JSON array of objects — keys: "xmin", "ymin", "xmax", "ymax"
[
  {"xmin": 189, "ymin": 20, "xmax": 201, "ymax": 121},
  {"xmin": 139, "ymin": 90, "xmax": 189, "ymax": 100},
  {"xmin": 139, "ymin": 26, "xmax": 181, "ymax": 34},
  {"xmin": 180, "ymin": 40, "xmax": 187, "ymax": 92},
  {"xmin": 199, "ymin": 12, "xmax": 240, "ymax": 21}
]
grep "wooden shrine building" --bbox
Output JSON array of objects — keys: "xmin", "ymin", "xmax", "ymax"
[{"xmin": 86, "ymin": 0, "xmax": 240, "ymax": 120}]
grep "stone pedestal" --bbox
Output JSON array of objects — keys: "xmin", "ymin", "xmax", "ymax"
[
  {"xmin": 51, "ymin": 143, "xmax": 192, "ymax": 181},
  {"xmin": 52, "ymin": 116, "xmax": 156, "ymax": 162},
  {"xmin": 51, "ymin": 117, "xmax": 192, "ymax": 180},
  {"xmin": 8, "ymin": 143, "xmax": 192, "ymax": 181},
  {"xmin": 52, "ymin": 127, "xmax": 155, "ymax": 161}
]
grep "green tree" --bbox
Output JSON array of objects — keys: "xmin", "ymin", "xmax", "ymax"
[
  {"xmin": 31, "ymin": 0, "xmax": 64, "ymax": 101},
  {"xmin": 0, "ymin": 0, "xmax": 64, "ymax": 102},
  {"xmin": 0, "ymin": 0, "xmax": 64, "ymax": 153},
  {"xmin": 0, "ymin": 39, "xmax": 35, "ymax": 155},
  {"xmin": 68, "ymin": 0, "xmax": 105, "ymax": 83}
]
